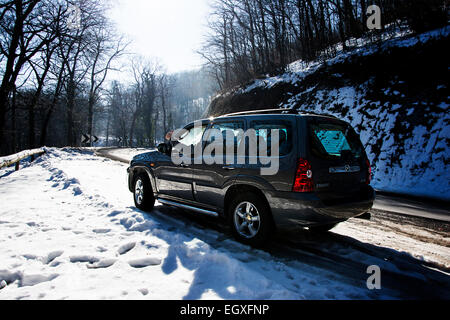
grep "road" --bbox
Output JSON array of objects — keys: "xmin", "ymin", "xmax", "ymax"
[
  {"xmin": 96, "ymin": 147, "xmax": 450, "ymax": 224},
  {"xmin": 373, "ymin": 194, "xmax": 450, "ymax": 222}
]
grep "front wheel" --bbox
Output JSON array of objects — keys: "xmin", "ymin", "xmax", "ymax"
[
  {"xmin": 228, "ymin": 192, "xmax": 274, "ymax": 247},
  {"xmin": 133, "ymin": 174, "xmax": 155, "ymax": 212}
]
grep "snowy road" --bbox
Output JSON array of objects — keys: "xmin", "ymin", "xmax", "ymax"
[
  {"xmin": 0, "ymin": 148, "xmax": 449, "ymax": 300},
  {"xmin": 373, "ymin": 194, "xmax": 450, "ymax": 223}
]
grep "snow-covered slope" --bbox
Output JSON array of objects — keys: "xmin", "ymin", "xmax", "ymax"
[
  {"xmin": 1, "ymin": 148, "xmax": 449, "ymax": 299},
  {"xmin": 208, "ymin": 26, "xmax": 450, "ymax": 200}
]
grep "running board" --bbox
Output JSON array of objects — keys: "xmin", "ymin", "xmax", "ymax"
[{"xmin": 157, "ymin": 198, "xmax": 219, "ymax": 218}]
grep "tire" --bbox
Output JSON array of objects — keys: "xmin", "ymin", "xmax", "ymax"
[
  {"xmin": 308, "ymin": 223, "xmax": 338, "ymax": 233},
  {"xmin": 133, "ymin": 173, "xmax": 155, "ymax": 212},
  {"xmin": 228, "ymin": 192, "xmax": 274, "ymax": 247}
]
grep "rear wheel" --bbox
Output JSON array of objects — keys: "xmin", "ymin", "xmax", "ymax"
[
  {"xmin": 308, "ymin": 223, "xmax": 338, "ymax": 233},
  {"xmin": 228, "ymin": 192, "xmax": 273, "ymax": 246},
  {"xmin": 133, "ymin": 173, "xmax": 155, "ymax": 212}
]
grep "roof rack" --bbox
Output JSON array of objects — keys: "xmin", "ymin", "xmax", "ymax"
[
  {"xmin": 218, "ymin": 107, "xmax": 296, "ymax": 118},
  {"xmin": 298, "ymin": 111, "xmax": 338, "ymax": 119},
  {"xmin": 217, "ymin": 108, "xmax": 338, "ymax": 119}
]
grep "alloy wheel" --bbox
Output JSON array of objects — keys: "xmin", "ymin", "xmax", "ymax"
[
  {"xmin": 233, "ymin": 201, "xmax": 261, "ymax": 239},
  {"xmin": 134, "ymin": 179, "xmax": 144, "ymax": 205}
]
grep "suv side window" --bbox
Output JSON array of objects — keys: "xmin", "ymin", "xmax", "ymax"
[
  {"xmin": 204, "ymin": 121, "xmax": 245, "ymax": 150},
  {"xmin": 177, "ymin": 124, "xmax": 207, "ymax": 147},
  {"xmin": 250, "ymin": 120, "xmax": 293, "ymax": 156}
]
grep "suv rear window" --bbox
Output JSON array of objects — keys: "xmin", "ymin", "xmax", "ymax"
[{"xmin": 309, "ymin": 120, "xmax": 363, "ymax": 160}]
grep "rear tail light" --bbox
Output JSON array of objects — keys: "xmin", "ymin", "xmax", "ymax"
[
  {"xmin": 293, "ymin": 158, "xmax": 314, "ymax": 192},
  {"xmin": 366, "ymin": 158, "xmax": 372, "ymax": 185}
]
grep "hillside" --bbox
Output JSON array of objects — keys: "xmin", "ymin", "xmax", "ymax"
[{"xmin": 207, "ymin": 26, "xmax": 450, "ymax": 201}]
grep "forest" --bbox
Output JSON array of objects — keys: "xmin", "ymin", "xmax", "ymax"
[
  {"xmin": 0, "ymin": 0, "xmax": 216, "ymax": 155},
  {"xmin": 0, "ymin": 0, "xmax": 447, "ymax": 155},
  {"xmin": 201, "ymin": 0, "xmax": 447, "ymax": 89}
]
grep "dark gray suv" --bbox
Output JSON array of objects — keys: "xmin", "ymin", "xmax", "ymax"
[{"xmin": 127, "ymin": 110, "xmax": 375, "ymax": 246}]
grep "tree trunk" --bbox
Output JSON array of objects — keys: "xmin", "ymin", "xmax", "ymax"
[
  {"xmin": 88, "ymin": 94, "xmax": 95, "ymax": 146},
  {"xmin": 129, "ymin": 111, "xmax": 138, "ymax": 147},
  {"xmin": 105, "ymin": 109, "xmax": 111, "ymax": 147},
  {"xmin": 66, "ymin": 79, "xmax": 76, "ymax": 146},
  {"xmin": 11, "ymin": 86, "xmax": 17, "ymax": 153},
  {"xmin": 40, "ymin": 66, "xmax": 64, "ymax": 146},
  {"xmin": 28, "ymin": 103, "xmax": 35, "ymax": 149},
  {"xmin": 0, "ymin": 90, "xmax": 9, "ymax": 155}
]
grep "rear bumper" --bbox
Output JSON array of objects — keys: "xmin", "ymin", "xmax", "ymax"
[{"xmin": 264, "ymin": 186, "xmax": 375, "ymax": 227}]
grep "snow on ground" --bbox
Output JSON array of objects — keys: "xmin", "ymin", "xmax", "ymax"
[{"xmin": 0, "ymin": 148, "xmax": 448, "ymax": 300}]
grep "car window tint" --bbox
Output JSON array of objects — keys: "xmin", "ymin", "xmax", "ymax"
[
  {"xmin": 309, "ymin": 121, "xmax": 363, "ymax": 159},
  {"xmin": 250, "ymin": 121, "xmax": 293, "ymax": 156},
  {"xmin": 204, "ymin": 121, "xmax": 244, "ymax": 148},
  {"xmin": 178, "ymin": 125, "xmax": 207, "ymax": 146}
]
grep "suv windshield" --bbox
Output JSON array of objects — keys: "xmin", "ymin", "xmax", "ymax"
[{"xmin": 309, "ymin": 120, "xmax": 363, "ymax": 160}]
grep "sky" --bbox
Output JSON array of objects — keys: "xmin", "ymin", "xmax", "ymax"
[{"xmin": 109, "ymin": 0, "xmax": 212, "ymax": 74}]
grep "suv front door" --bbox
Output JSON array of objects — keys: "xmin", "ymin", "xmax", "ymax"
[
  {"xmin": 193, "ymin": 119, "xmax": 245, "ymax": 208},
  {"xmin": 155, "ymin": 122, "xmax": 207, "ymax": 201}
]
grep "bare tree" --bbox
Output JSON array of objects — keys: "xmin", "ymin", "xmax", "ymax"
[
  {"xmin": 85, "ymin": 24, "xmax": 127, "ymax": 146},
  {"xmin": 0, "ymin": 0, "xmax": 61, "ymax": 153}
]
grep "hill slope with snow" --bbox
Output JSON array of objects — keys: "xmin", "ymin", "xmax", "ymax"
[{"xmin": 207, "ymin": 27, "xmax": 450, "ymax": 201}]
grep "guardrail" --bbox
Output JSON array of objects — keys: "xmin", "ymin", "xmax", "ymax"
[{"xmin": 0, "ymin": 148, "xmax": 46, "ymax": 171}]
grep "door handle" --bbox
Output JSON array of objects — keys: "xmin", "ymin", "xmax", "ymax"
[
  {"xmin": 222, "ymin": 166, "xmax": 236, "ymax": 171},
  {"xmin": 180, "ymin": 164, "xmax": 190, "ymax": 168}
]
